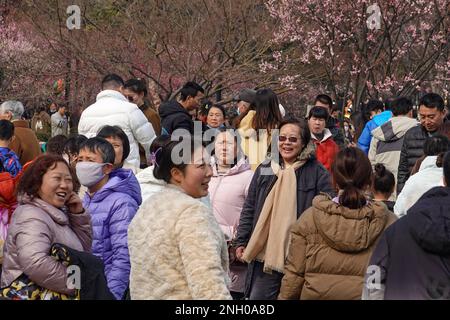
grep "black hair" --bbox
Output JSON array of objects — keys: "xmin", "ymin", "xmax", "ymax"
[
  {"xmin": 207, "ymin": 104, "xmax": 226, "ymax": 118},
  {"xmin": 180, "ymin": 82, "xmax": 205, "ymax": 101},
  {"xmin": 384, "ymin": 97, "xmax": 396, "ymax": 111},
  {"xmin": 0, "ymin": 119, "xmax": 14, "ymax": 140},
  {"xmin": 308, "ymin": 106, "xmax": 329, "ymax": 120},
  {"xmin": 332, "ymin": 147, "xmax": 373, "ymax": 209},
  {"xmin": 150, "ymin": 135, "xmax": 172, "ymax": 154},
  {"xmin": 419, "ymin": 93, "xmax": 445, "ymax": 111},
  {"xmin": 97, "ymin": 125, "xmax": 130, "ymax": 163},
  {"xmin": 366, "ymin": 100, "xmax": 385, "ymax": 113},
  {"xmin": 79, "ymin": 137, "xmax": 116, "ymax": 164},
  {"xmin": 46, "ymin": 135, "xmax": 69, "ymax": 155},
  {"xmin": 101, "ymin": 74, "xmax": 124, "ymax": 90},
  {"xmin": 279, "ymin": 117, "xmax": 311, "ymax": 148},
  {"xmin": 392, "ymin": 97, "xmax": 413, "ymax": 116},
  {"xmin": 153, "ymin": 135, "xmax": 204, "ymax": 183},
  {"xmin": 443, "ymin": 151, "xmax": 450, "ymax": 186},
  {"xmin": 64, "ymin": 134, "xmax": 88, "ymax": 157},
  {"xmin": 199, "ymin": 100, "xmax": 214, "ymax": 117},
  {"xmin": 423, "ymin": 134, "xmax": 449, "ymax": 156},
  {"xmin": 124, "ymin": 78, "xmax": 148, "ymax": 97},
  {"xmin": 314, "ymin": 94, "xmax": 333, "ymax": 108},
  {"xmin": 372, "ymin": 164, "xmax": 395, "ymax": 196}
]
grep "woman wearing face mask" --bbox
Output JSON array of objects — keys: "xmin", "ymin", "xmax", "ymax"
[
  {"xmin": 76, "ymin": 137, "xmax": 142, "ymax": 300},
  {"xmin": 209, "ymin": 128, "xmax": 254, "ymax": 299},
  {"xmin": 234, "ymin": 118, "xmax": 334, "ymax": 300},
  {"xmin": 1, "ymin": 155, "xmax": 92, "ymax": 296},
  {"xmin": 128, "ymin": 136, "xmax": 231, "ymax": 300}
]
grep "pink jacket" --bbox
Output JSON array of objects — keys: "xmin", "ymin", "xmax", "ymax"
[
  {"xmin": 209, "ymin": 157, "xmax": 254, "ymax": 240},
  {"xmin": 1, "ymin": 196, "xmax": 92, "ymax": 294},
  {"xmin": 209, "ymin": 157, "xmax": 253, "ymax": 293}
]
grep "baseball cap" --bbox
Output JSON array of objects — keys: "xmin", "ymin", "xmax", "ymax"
[{"xmin": 233, "ymin": 89, "xmax": 256, "ymax": 104}]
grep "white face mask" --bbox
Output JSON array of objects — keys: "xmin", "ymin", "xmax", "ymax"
[{"xmin": 75, "ymin": 162, "xmax": 107, "ymax": 188}]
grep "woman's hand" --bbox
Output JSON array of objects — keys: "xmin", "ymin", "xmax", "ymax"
[
  {"xmin": 66, "ymin": 192, "xmax": 84, "ymax": 214},
  {"xmin": 235, "ymin": 246, "xmax": 246, "ymax": 262}
]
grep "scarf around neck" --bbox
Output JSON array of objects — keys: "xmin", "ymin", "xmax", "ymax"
[{"xmin": 242, "ymin": 142, "xmax": 315, "ymax": 274}]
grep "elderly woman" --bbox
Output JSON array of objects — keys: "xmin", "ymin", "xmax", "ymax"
[
  {"xmin": 234, "ymin": 118, "xmax": 334, "ymax": 300},
  {"xmin": 1, "ymin": 155, "xmax": 92, "ymax": 296},
  {"xmin": 0, "ymin": 101, "xmax": 41, "ymax": 165}
]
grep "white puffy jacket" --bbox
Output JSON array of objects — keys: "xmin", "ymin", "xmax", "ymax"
[
  {"xmin": 394, "ymin": 155, "xmax": 444, "ymax": 218},
  {"xmin": 78, "ymin": 90, "xmax": 156, "ymax": 170}
]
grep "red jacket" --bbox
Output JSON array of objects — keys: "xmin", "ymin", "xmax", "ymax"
[{"xmin": 312, "ymin": 129, "xmax": 339, "ymax": 171}]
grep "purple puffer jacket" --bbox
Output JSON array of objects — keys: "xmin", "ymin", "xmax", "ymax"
[{"xmin": 82, "ymin": 168, "xmax": 142, "ymax": 300}]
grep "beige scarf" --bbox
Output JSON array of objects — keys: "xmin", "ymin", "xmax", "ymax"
[{"xmin": 242, "ymin": 142, "xmax": 314, "ymax": 274}]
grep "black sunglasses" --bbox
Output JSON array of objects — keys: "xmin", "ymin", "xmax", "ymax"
[{"xmin": 278, "ymin": 136, "xmax": 299, "ymax": 143}]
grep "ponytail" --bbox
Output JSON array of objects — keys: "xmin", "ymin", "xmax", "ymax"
[
  {"xmin": 340, "ymin": 184, "xmax": 367, "ymax": 209},
  {"xmin": 332, "ymin": 147, "xmax": 372, "ymax": 210}
]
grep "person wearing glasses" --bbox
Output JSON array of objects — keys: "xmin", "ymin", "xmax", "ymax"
[
  {"xmin": 307, "ymin": 106, "xmax": 339, "ymax": 172},
  {"xmin": 233, "ymin": 118, "xmax": 334, "ymax": 300},
  {"xmin": 123, "ymin": 79, "xmax": 162, "ymax": 136}
]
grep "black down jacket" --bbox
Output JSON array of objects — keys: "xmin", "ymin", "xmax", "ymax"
[
  {"xmin": 364, "ymin": 186, "xmax": 450, "ymax": 300},
  {"xmin": 397, "ymin": 125, "xmax": 435, "ymax": 194}
]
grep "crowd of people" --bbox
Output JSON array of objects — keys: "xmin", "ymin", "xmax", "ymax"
[{"xmin": 0, "ymin": 73, "xmax": 449, "ymax": 300}]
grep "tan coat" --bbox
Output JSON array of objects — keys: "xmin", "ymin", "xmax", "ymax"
[
  {"xmin": 1, "ymin": 196, "xmax": 92, "ymax": 294},
  {"xmin": 279, "ymin": 194, "xmax": 397, "ymax": 300},
  {"xmin": 139, "ymin": 105, "xmax": 161, "ymax": 166},
  {"xmin": 9, "ymin": 120, "xmax": 42, "ymax": 166},
  {"xmin": 140, "ymin": 105, "xmax": 161, "ymax": 136}
]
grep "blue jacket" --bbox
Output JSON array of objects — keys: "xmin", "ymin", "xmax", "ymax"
[
  {"xmin": 358, "ymin": 111, "xmax": 392, "ymax": 154},
  {"xmin": 0, "ymin": 147, "xmax": 22, "ymax": 177},
  {"xmin": 82, "ymin": 168, "xmax": 142, "ymax": 300}
]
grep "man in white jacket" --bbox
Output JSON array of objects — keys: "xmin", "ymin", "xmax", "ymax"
[{"xmin": 78, "ymin": 74, "xmax": 156, "ymax": 171}]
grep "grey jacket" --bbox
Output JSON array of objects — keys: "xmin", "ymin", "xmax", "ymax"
[
  {"xmin": 369, "ymin": 116, "xmax": 418, "ymax": 198},
  {"xmin": 1, "ymin": 196, "xmax": 92, "ymax": 294}
]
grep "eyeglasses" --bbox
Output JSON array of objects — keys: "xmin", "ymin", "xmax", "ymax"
[
  {"xmin": 127, "ymin": 96, "xmax": 134, "ymax": 103},
  {"xmin": 278, "ymin": 135, "xmax": 299, "ymax": 143}
]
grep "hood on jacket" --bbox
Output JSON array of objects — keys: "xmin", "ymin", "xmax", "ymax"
[
  {"xmin": 238, "ymin": 110, "xmax": 256, "ymax": 138},
  {"xmin": 211, "ymin": 157, "xmax": 251, "ymax": 177},
  {"xmin": 372, "ymin": 111, "xmax": 392, "ymax": 127},
  {"xmin": 371, "ymin": 116, "xmax": 418, "ymax": 142},
  {"xmin": 18, "ymin": 194, "xmax": 69, "ymax": 226},
  {"xmin": 408, "ymin": 186, "xmax": 450, "ymax": 255},
  {"xmin": 311, "ymin": 128, "xmax": 333, "ymax": 143},
  {"xmin": 159, "ymin": 100, "xmax": 190, "ymax": 119},
  {"xmin": 136, "ymin": 166, "xmax": 166, "ymax": 186},
  {"xmin": 96, "ymin": 90, "xmax": 128, "ymax": 103},
  {"xmin": 91, "ymin": 168, "xmax": 142, "ymax": 205},
  {"xmin": 311, "ymin": 194, "xmax": 389, "ymax": 253},
  {"xmin": 419, "ymin": 156, "xmax": 439, "ymax": 171}
]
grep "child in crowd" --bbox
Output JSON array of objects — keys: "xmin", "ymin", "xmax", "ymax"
[
  {"xmin": 371, "ymin": 164, "xmax": 396, "ymax": 211},
  {"xmin": 77, "ymin": 137, "xmax": 142, "ymax": 300}
]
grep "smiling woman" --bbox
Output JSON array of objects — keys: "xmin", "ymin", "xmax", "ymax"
[
  {"xmin": 233, "ymin": 118, "xmax": 334, "ymax": 300},
  {"xmin": 128, "ymin": 135, "xmax": 232, "ymax": 300},
  {"xmin": 0, "ymin": 155, "xmax": 92, "ymax": 296}
]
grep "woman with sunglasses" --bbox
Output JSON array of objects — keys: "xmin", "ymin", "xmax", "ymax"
[{"xmin": 233, "ymin": 118, "xmax": 334, "ymax": 300}]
